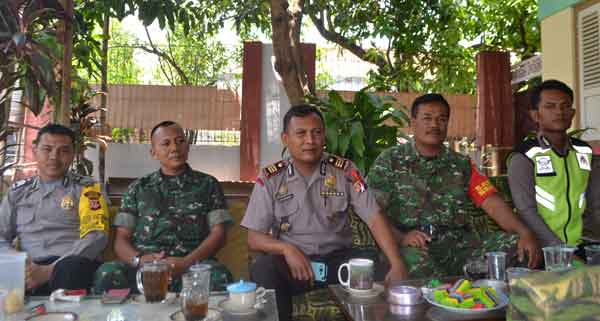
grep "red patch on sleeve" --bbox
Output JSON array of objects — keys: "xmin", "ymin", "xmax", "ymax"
[
  {"xmin": 468, "ymin": 161, "xmax": 497, "ymax": 206},
  {"xmin": 256, "ymin": 177, "xmax": 264, "ymax": 186}
]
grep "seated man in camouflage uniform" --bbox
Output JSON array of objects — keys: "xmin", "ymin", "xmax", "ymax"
[
  {"xmin": 93, "ymin": 121, "xmax": 233, "ymax": 293},
  {"xmin": 0, "ymin": 124, "xmax": 109, "ymax": 295},
  {"xmin": 368, "ymin": 94, "xmax": 542, "ymax": 278}
]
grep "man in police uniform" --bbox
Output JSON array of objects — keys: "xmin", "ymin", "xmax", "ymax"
[
  {"xmin": 242, "ymin": 105, "xmax": 407, "ymax": 321},
  {"xmin": 0, "ymin": 124, "xmax": 109, "ymax": 295},
  {"xmin": 508, "ymin": 80, "xmax": 600, "ymax": 248},
  {"xmin": 369, "ymin": 94, "xmax": 541, "ymax": 277},
  {"xmin": 93, "ymin": 121, "xmax": 233, "ymax": 293}
]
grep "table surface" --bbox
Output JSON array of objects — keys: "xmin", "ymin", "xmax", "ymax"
[
  {"xmin": 328, "ymin": 279, "xmax": 505, "ymax": 321},
  {"xmin": 5, "ymin": 290, "xmax": 278, "ymax": 321}
]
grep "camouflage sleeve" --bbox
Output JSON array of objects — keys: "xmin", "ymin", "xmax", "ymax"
[
  {"xmin": 366, "ymin": 148, "xmax": 394, "ymax": 211},
  {"xmin": 113, "ymin": 181, "xmax": 139, "ymax": 230},
  {"xmin": 0, "ymin": 192, "xmax": 16, "ymax": 250},
  {"xmin": 241, "ymin": 174, "xmax": 275, "ymax": 233},
  {"xmin": 206, "ymin": 176, "xmax": 233, "ymax": 229}
]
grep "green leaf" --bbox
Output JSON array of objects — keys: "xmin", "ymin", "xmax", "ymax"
[
  {"xmin": 350, "ymin": 122, "xmax": 365, "ymax": 157},
  {"xmin": 337, "ymin": 127, "xmax": 351, "ymax": 156}
]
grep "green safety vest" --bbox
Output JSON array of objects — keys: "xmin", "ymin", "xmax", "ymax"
[{"xmin": 514, "ymin": 137, "xmax": 592, "ymax": 245}]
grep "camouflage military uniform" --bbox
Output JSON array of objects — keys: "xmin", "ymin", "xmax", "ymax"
[
  {"xmin": 93, "ymin": 165, "xmax": 233, "ymax": 293},
  {"xmin": 369, "ymin": 141, "xmax": 518, "ymax": 278}
]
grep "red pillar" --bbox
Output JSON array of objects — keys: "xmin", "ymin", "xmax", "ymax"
[
  {"xmin": 240, "ymin": 42, "xmax": 263, "ymax": 181},
  {"xmin": 476, "ymin": 51, "xmax": 514, "ymax": 174},
  {"xmin": 239, "ymin": 42, "xmax": 316, "ymax": 181}
]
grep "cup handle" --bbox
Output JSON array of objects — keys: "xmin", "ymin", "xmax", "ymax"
[
  {"xmin": 256, "ymin": 286, "xmax": 266, "ymax": 300},
  {"xmin": 136, "ymin": 269, "xmax": 144, "ymax": 295},
  {"xmin": 463, "ymin": 264, "xmax": 470, "ymax": 278},
  {"xmin": 337, "ymin": 263, "xmax": 350, "ymax": 287}
]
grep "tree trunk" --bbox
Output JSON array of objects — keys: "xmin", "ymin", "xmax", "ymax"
[
  {"xmin": 270, "ymin": 0, "xmax": 312, "ymax": 105},
  {"xmin": 99, "ymin": 11, "xmax": 109, "ymax": 184},
  {"xmin": 56, "ymin": 0, "xmax": 74, "ymax": 125}
]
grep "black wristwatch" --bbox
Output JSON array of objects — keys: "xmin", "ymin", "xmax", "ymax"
[{"xmin": 131, "ymin": 253, "xmax": 141, "ymax": 267}]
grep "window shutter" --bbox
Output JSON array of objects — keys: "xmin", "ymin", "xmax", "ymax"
[{"xmin": 579, "ymin": 5, "xmax": 600, "ymax": 141}]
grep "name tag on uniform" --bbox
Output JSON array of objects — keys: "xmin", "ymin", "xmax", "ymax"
[
  {"xmin": 576, "ymin": 153, "xmax": 591, "ymax": 171},
  {"xmin": 535, "ymin": 156, "xmax": 555, "ymax": 176}
]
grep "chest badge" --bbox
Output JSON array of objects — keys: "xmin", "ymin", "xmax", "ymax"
[
  {"xmin": 576, "ymin": 153, "xmax": 591, "ymax": 171},
  {"xmin": 61, "ymin": 195, "xmax": 74, "ymax": 210},
  {"xmin": 320, "ymin": 175, "xmax": 344, "ymax": 197},
  {"xmin": 535, "ymin": 156, "xmax": 555, "ymax": 175},
  {"xmin": 276, "ymin": 184, "xmax": 293, "ymax": 201}
]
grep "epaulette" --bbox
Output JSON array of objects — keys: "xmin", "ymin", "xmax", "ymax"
[
  {"xmin": 513, "ymin": 137, "xmax": 539, "ymax": 155},
  {"xmin": 571, "ymin": 137, "xmax": 592, "ymax": 148},
  {"xmin": 11, "ymin": 177, "xmax": 35, "ymax": 191},
  {"xmin": 263, "ymin": 160, "xmax": 287, "ymax": 178},
  {"xmin": 327, "ymin": 155, "xmax": 349, "ymax": 170}
]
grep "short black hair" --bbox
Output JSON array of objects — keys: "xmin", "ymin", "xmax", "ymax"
[
  {"xmin": 283, "ymin": 104, "xmax": 325, "ymax": 133},
  {"xmin": 411, "ymin": 93, "xmax": 451, "ymax": 118},
  {"xmin": 34, "ymin": 124, "xmax": 75, "ymax": 146},
  {"xmin": 530, "ymin": 79, "xmax": 574, "ymax": 110},
  {"xmin": 150, "ymin": 120, "xmax": 179, "ymax": 142}
]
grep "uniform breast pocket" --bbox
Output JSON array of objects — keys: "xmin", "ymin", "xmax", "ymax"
[
  {"xmin": 274, "ymin": 198, "xmax": 300, "ymax": 232},
  {"xmin": 326, "ymin": 197, "xmax": 348, "ymax": 216},
  {"xmin": 15, "ymin": 204, "xmax": 35, "ymax": 226}
]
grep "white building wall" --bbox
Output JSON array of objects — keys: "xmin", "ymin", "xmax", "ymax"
[{"xmin": 87, "ymin": 143, "xmax": 240, "ymax": 182}]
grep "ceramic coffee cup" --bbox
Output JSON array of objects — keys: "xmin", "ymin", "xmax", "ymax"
[{"xmin": 337, "ymin": 258, "xmax": 374, "ymax": 291}]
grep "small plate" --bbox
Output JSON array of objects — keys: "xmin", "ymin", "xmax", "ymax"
[
  {"xmin": 25, "ymin": 312, "xmax": 78, "ymax": 321},
  {"xmin": 132, "ymin": 292, "xmax": 178, "ymax": 305},
  {"xmin": 218, "ymin": 299, "xmax": 258, "ymax": 316},
  {"xmin": 170, "ymin": 308, "xmax": 221, "ymax": 321},
  {"xmin": 342, "ymin": 283, "xmax": 385, "ymax": 298}
]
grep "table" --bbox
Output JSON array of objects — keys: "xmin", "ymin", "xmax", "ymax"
[
  {"xmin": 5, "ymin": 290, "xmax": 279, "ymax": 321},
  {"xmin": 328, "ymin": 280, "xmax": 505, "ymax": 321}
]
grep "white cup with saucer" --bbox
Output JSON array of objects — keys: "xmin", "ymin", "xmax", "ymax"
[{"xmin": 219, "ymin": 280, "xmax": 266, "ymax": 315}]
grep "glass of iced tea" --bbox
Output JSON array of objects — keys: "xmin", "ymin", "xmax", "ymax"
[
  {"xmin": 136, "ymin": 260, "xmax": 170, "ymax": 303},
  {"xmin": 181, "ymin": 264, "xmax": 211, "ymax": 321}
]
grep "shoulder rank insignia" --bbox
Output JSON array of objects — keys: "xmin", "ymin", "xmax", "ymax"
[
  {"xmin": 11, "ymin": 177, "xmax": 35, "ymax": 191},
  {"xmin": 327, "ymin": 155, "xmax": 349, "ymax": 170},
  {"xmin": 264, "ymin": 160, "xmax": 287, "ymax": 178}
]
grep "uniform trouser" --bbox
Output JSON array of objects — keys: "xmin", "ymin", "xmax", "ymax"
[
  {"xmin": 28, "ymin": 256, "xmax": 101, "ymax": 296},
  {"xmin": 391, "ymin": 230, "xmax": 520, "ymax": 279},
  {"xmin": 250, "ymin": 248, "xmax": 383, "ymax": 321}
]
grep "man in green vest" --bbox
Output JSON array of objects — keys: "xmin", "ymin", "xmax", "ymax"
[
  {"xmin": 369, "ymin": 93, "xmax": 541, "ymax": 278},
  {"xmin": 508, "ymin": 79, "xmax": 599, "ymax": 248}
]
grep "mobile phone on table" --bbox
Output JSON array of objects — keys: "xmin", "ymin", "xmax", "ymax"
[
  {"xmin": 310, "ymin": 261, "xmax": 327, "ymax": 282},
  {"xmin": 101, "ymin": 288, "xmax": 130, "ymax": 304}
]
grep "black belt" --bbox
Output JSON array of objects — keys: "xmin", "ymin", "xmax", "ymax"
[{"xmin": 399, "ymin": 224, "xmax": 470, "ymax": 240}]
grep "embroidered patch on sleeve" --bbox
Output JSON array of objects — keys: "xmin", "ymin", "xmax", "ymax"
[{"xmin": 468, "ymin": 161, "xmax": 497, "ymax": 206}]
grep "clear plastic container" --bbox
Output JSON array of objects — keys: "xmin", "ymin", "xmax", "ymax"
[{"xmin": 0, "ymin": 252, "xmax": 26, "ymax": 314}]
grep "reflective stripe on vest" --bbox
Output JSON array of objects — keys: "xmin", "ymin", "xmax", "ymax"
[{"xmin": 526, "ymin": 145, "xmax": 591, "ymax": 245}]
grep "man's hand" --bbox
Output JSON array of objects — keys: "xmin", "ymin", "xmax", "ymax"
[
  {"xmin": 25, "ymin": 259, "xmax": 53, "ymax": 290},
  {"xmin": 164, "ymin": 256, "xmax": 190, "ymax": 278},
  {"xmin": 384, "ymin": 264, "xmax": 408, "ymax": 286},
  {"xmin": 282, "ymin": 244, "xmax": 313, "ymax": 282},
  {"xmin": 400, "ymin": 230, "xmax": 431, "ymax": 249},
  {"xmin": 517, "ymin": 232, "xmax": 542, "ymax": 268},
  {"xmin": 140, "ymin": 251, "xmax": 166, "ymax": 265}
]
